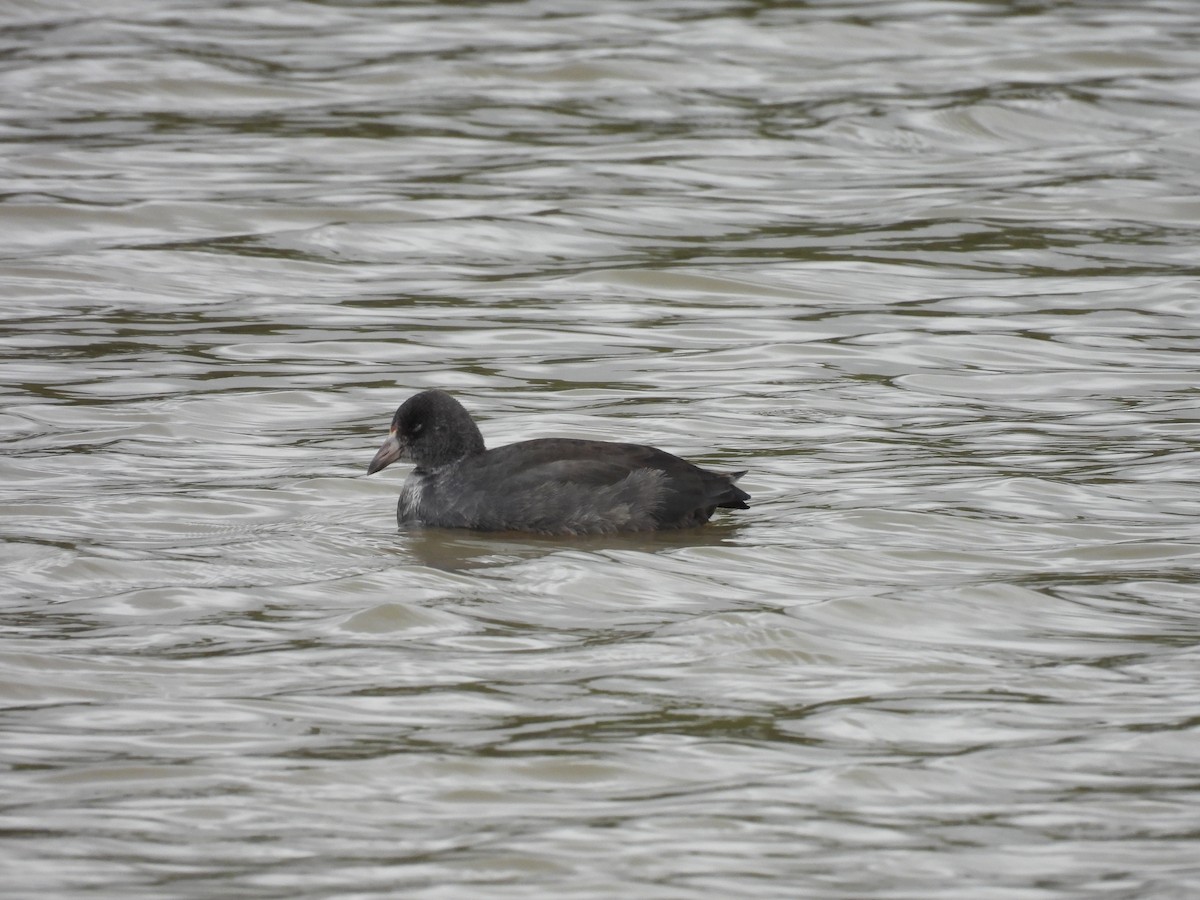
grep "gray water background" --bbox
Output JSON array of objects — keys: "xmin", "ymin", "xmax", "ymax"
[{"xmin": 3, "ymin": 1, "xmax": 1200, "ymax": 897}]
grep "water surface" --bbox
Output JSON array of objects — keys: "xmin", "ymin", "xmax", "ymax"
[{"xmin": 3, "ymin": 1, "xmax": 1200, "ymax": 897}]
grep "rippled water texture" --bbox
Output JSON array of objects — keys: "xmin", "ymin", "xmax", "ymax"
[{"xmin": 4, "ymin": 1, "xmax": 1200, "ymax": 897}]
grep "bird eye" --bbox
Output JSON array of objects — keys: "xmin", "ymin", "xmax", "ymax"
[{"xmin": 411, "ymin": 421, "xmax": 423, "ymax": 434}]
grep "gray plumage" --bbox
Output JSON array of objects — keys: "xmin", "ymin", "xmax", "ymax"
[{"xmin": 366, "ymin": 390, "xmax": 750, "ymax": 535}]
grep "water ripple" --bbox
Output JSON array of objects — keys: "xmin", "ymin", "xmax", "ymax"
[{"xmin": 4, "ymin": 1, "xmax": 1200, "ymax": 898}]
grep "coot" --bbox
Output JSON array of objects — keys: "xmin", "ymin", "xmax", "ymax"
[{"xmin": 366, "ymin": 390, "xmax": 750, "ymax": 535}]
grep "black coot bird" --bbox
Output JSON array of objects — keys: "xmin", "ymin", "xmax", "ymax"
[{"xmin": 366, "ymin": 390, "xmax": 750, "ymax": 535}]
